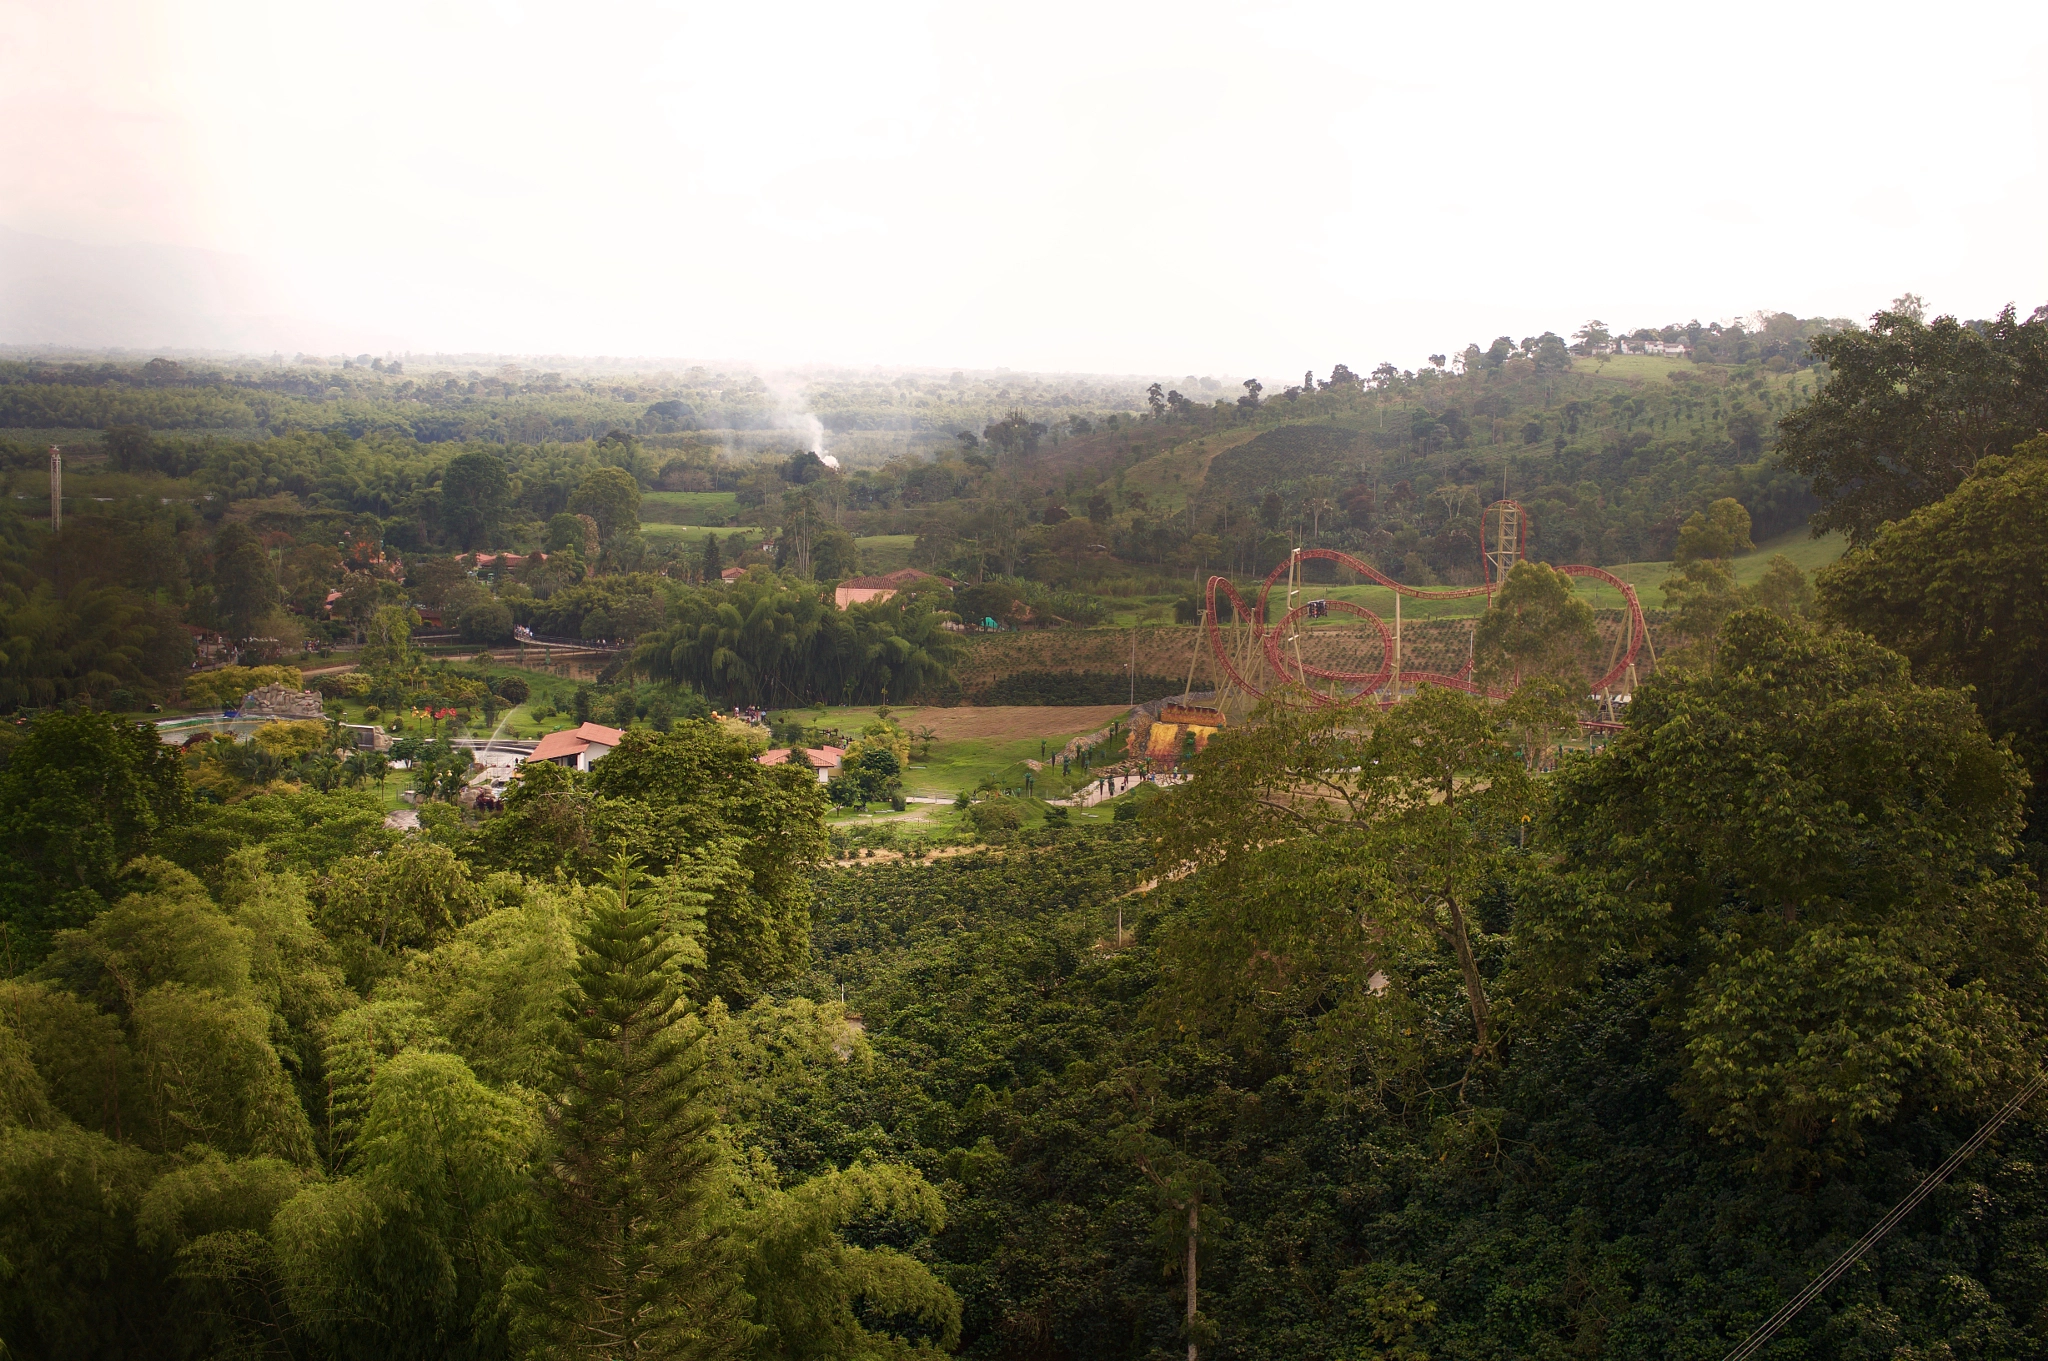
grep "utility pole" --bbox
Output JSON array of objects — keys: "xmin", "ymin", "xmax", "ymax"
[
  {"xmin": 48, "ymin": 446, "xmax": 61, "ymax": 531},
  {"xmin": 1392, "ymin": 590, "xmax": 1402, "ymax": 703}
]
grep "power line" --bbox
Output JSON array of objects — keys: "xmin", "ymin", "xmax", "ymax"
[{"xmin": 1721, "ymin": 1071, "xmax": 2047, "ymax": 1361}]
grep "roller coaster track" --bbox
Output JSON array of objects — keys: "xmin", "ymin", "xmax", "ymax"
[{"xmin": 1200, "ymin": 503, "xmax": 1651, "ymax": 709}]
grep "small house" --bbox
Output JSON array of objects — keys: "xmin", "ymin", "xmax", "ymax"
[
  {"xmin": 756, "ymin": 745, "xmax": 845, "ymax": 783},
  {"xmin": 833, "ymin": 569, "xmax": 952, "ymax": 611},
  {"xmin": 526, "ymin": 721, "xmax": 625, "ymax": 771}
]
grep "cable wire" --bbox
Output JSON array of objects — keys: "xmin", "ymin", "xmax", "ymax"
[{"xmin": 1721, "ymin": 1072, "xmax": 2048, "ymax": 1361}]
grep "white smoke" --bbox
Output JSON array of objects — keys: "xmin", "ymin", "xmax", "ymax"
[{"xmin": 762, "ymin": 370, "xmax": 832, "ymax": 465}]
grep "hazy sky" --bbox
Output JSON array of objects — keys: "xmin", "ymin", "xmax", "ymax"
[{"xmin": 4, "ymin": 0, "xmax": 2046, "ymax": 374}]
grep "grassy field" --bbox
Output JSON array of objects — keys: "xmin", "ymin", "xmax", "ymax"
[
  {"xmin": 639, "ymin": 523, "xmax": 770, "ymax": 550},
  {"xmin": 1104, "ymin": 596, "xmax": 1186, "ymax": 628},
  {"xmin": 855, "ymin": 534, "xmax": 917, "ymax": 573},
  {"xmin": 1121, "ymin": 428, "xmax": 1259, "ymax": 512},
  {"xmin": 1581, "ymin": 526, "xmax": 1847, "ymax": 609},
  {"xmin": 769, "ymin": 703, "xmax": 1132, "ymax": 799},
  {"xmin": 639, "ymin": 490, "xmax": 755, "ymax": 526},
  {"xmin": 1240, "ymin": 525, "xmax": 1848, "ymax": 619},
  {"xmin": 1569, "ymin": 354, "xmax": 1697, "ymax": 382}
]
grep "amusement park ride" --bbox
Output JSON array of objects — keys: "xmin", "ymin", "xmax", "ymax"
[{"xmin": 1188, "ymin": 500, "xmax": 1655, "ymax": 724}]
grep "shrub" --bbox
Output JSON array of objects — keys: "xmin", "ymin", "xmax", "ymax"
[
  {"xmin": 252, "ymin": 720, "xmax": 330, "ymax": 760},
  {"xmin": 492, "ymin": 676, "xmax": 530, "ymax": 704},
  {"xmin": 968, "ymin": 797, "xmax": 1025, "ymax": 838},
  {"xmin": 363, "ymin": 706, "xmax": 382, "ymax": 721},
  {"xmin": 1112, "ymin": 799, "xmax": 1139, "ymax": 822},
  {"xmin": 183, "ymin": 665, "xmax": 303, "ymax": 709}
]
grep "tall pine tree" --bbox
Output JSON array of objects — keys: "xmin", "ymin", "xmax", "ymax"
[{"xmin": 518, "ymin": 857, "xmax": 739, "ymax": 1359}]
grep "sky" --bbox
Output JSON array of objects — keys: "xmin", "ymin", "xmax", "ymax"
[{"xmin": 3, "ymin": 0, "xmax": 2046, "ymax": 375}]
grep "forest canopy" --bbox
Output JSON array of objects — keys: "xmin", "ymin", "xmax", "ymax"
[{"xmin": 6, "ymin": 295, "xmax": 2048, "ymax": 1358}]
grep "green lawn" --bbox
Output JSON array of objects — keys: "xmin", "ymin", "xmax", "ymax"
[{"xmin": 769, "ymin": 704, "xmax": 1129, "ymax": 800}]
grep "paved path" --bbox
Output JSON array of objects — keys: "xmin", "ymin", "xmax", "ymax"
[{"xmin": 1052, "ymin": 772, "xmax": 1188, "ymax": 808}]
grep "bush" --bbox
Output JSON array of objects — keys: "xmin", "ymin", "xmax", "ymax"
[
  {"xmin": 1043, "ymin": 804, "xmax": 1070, "ymax": 826},
  {"xmin": 1112, "ymin": 799, "xmax": 1139, "ymax": 821},
  {"xmin": 492, "ymin": 676, "xmax": 530, "ymax": 704},
  {"xmin": 252, "ymin": 720, "xmax": 330, "ymax": 760},
  {"xmin": 183, "ymin": 665, "xmax": 303, "ymax": 709},
  {"xmin": 968, "ymin": 797, "xmax": 1025, "ymax": 838},
  {"xmin": 363, "ymin": 706, "xmax": 381, "ymax": 721}
]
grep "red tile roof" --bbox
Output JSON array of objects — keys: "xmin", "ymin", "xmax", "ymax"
[
  {"xmin": 837, "ymin": 569, "xmax": 954, "ymax": 591},
  {"xmin": 757, "ymin": 744, "xmax": 845, "ymax": 768},
  {"xmin": 529, "ymin": 721, "xmax": 627, "ymax": 764}
]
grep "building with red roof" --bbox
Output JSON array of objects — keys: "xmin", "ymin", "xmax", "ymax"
[
  {"xmin": 756, "ymin": 745, "xmax": 845, "ymax": 783},
  {"xmin": 833, "ymin": 569, "xmax": 952, "ymax": 610},
  {"xmin": 527, "ymin": 721, "xmax": 625, "ymax": 771}
]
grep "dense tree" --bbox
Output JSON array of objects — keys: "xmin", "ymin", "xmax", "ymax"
[
  {"xmin": 211, "ymin": 523, "xmax": 278, "ymax": 641},
  {"xmin": 1778, "ymin": 302, "xmax": 2048, "ymax": 543},
  {"xmin": 441, "ymin": 450, "xmax": 512, "ymax": 551},
  {"xmin": 634, "ymin": 572, "xmax": 961, "ymax": 709},
  {"xmin": 569, "ymin": 466, "xmax": 643, "ymax": 547},
  {"xmin": 1471, "ymin": 560, "xmax": 1597, "ymax": 692},
  {"xmin": 583, "ymin": 722, "xmax": 827, "ymax": 1001},
  {"xmin": 1524, "ymin": 611, "xmax": 2042, "ymax": 1169},
  {"xmin": 0, "ymin": 581, "xmax": 184, "ymax": 709},
  {"xmin": 515, "ymin": 859, "xmax": 739, "ymax": 1359},
  {"xmin": 1817, "ymin": 435, "xmax": 2048, "ymax": 823},
  {"xmin": 1156, "ymin": 689, "xmax": 1533, "ymax": 1060},
  {"xmin": 1671, "ymin": 496, "xmax": 1754, "ymax": 565},
  {"xmin": 0, "ymin": 711, "xmax": 190, "ymax": 960}
]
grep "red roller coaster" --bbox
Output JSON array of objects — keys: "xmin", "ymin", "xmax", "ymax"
[{"xmin": 1197, "ymin": 500, "xmax": 1651, "ymax": 711}]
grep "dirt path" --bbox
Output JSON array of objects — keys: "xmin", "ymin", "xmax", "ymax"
[{"xmin": 866, "ymin": 704, "xmax": 1132, "ymax": 742}]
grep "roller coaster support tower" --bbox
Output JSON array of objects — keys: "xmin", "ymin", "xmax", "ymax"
[{"xmin": 1197, "ymin": 501, "xmax": 1653, "ymax": 714}]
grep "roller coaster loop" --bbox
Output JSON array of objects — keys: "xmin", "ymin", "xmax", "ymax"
[{"xmin": 1201, "ymin": 544, "xmax": 1650, "ymax": 709}]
